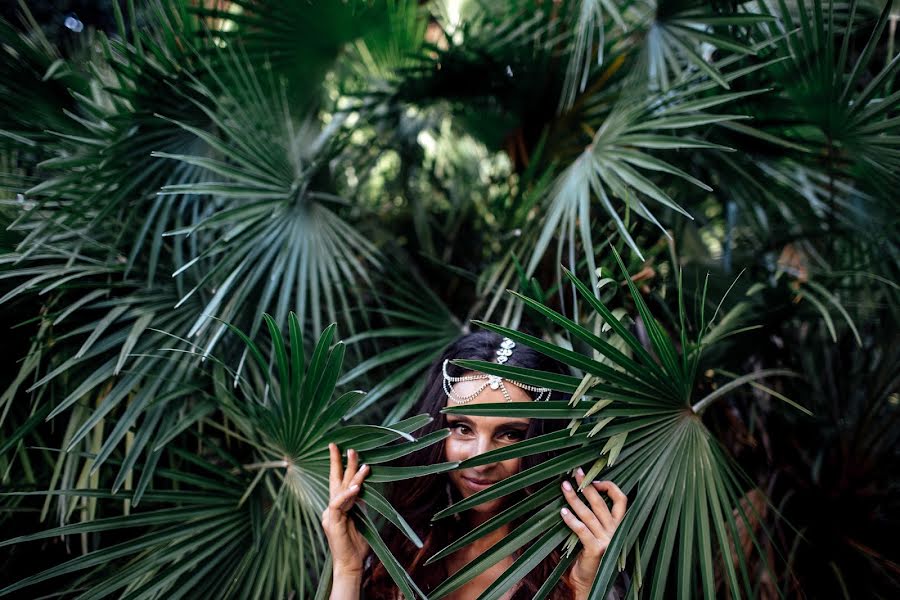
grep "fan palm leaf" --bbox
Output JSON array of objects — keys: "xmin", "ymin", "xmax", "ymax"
[
  {"xmin": 0, "ymin": 275, "xmax": 212, "ymax": 513},
  {"xmin": 8, "ymin": 1, "xmax": 214, "ymax": 287},
  {"xmin": 760, "ymin": 0, "xmax": 900, "ymax": 188},
  {"xmin": 0, "ymin": 315, "xmax": 450, "ymax": 599},
  {"xmin": 339, "ymin": 266, "xmax": 462, "ymax": 423},
  {"xmin": 558, "ymin": 0, "xmax": 627, "ymax": 112},
  {"xmin": 156, "ymin": 43, "xmax": 381, "ymax": 349},
  {"xmin": 435, "ymin": 252, "xmax": 804, "ymax": 599},
  {"xmin": 529, "ymin": 54, "xmax": 772, "ymax": 284},
  {"xmin": 630, "ymin": 1, "xmax": 777, "ymax": 91},
  {"xmin": 1, "ymin": 0, "xmax": 896, "ymax": 597}
]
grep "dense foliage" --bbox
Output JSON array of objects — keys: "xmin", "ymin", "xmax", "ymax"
[{"xmin": 1, "ymin": 0, "xmax": 897, "ymax": 598}]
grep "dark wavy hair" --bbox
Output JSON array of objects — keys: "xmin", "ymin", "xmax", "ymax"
[{"xmin": 363, "ymin": 329, "xmax": 574, "ymax": 599}]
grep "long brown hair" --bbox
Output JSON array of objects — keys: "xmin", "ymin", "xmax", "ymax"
[{"xmin": 364, "ymin": 330, "xmax": 574, "ymax": 599}]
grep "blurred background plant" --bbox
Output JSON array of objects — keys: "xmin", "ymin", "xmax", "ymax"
[{"xmin": 0, "ymin": 0, "xmax": 897, "ymax": 598}]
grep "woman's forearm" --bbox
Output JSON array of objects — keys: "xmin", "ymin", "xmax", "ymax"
[{"xmin": 329, "ymin": 570, "xmax": 363, "ymax": 600}]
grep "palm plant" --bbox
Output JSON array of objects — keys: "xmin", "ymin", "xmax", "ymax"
[
  {"xmin": 1, "ymin": 314, "xmax": 451, "ymax": 598},
  {"xmin": 1, "ymin": 0, "xmax": 897, "ymax": 597},
  {"xmin": 435, "ymin": 252, "xmax": 805, "ymax": 599},
  {"xmin": 750, "ymin": 326, "xmax": 900, "ymax": 599}
]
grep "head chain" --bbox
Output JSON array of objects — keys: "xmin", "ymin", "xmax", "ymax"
[{"xmin": 442, "ymin": 337, "xmax": 551, "ymax": 404}]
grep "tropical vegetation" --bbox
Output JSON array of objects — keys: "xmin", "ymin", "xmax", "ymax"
[{"xmin": 0, "ymin": 0, "xmax": 897, "ymax": 598}]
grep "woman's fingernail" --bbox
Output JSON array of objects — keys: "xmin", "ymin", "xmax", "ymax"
[
  {"xmin": 561, "ymin": 508, "xmax": 569, "ymax": 516},
  {"xmin": 562, "ymin": 481, "xmax": 573, "ymax": 491},
  {"xmin": 350, "ymin": 484, "xmax": 359, "ymax": 491},
  {"xmin": 577, "ymin": 467, "xmax": 585, "ymax": 476},
  {"xmin": 361, "ymin": 464, "xmax": 368, "ymax": 471}
]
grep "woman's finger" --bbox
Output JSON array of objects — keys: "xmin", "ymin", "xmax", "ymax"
[
  {"xmin": 328, "ymin": 443, "xmax": 343, "ymax": 497},
  {"xmin": 575, "ymin": 468, "xmax": 614, "ymax": 530},
  {"xmin": 593, "ymin": 481, "xmax": 627, "ymax": 522},
  {"xmin": 349, "ymin": 463, "xmax": 369, "ymax": 488},
  {"xmin": 329, "ymin": 484, "xmax": 361, "ymax": 513},
  {"xmin": 562, "ymin": 479, "xmax": 604, "ymax": 539},
  {"xmin": 560, "ymin": 508, "xmax": 605, "ymax": 558},
  {"xmin": 342, "ymin": 448, "xmax": 359, "ymax": 489},
  {"xmin": 337, "ymin": 484, "xmax": 362, "ymax": 512}
]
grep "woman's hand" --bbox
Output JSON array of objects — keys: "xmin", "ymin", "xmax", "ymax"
[
  {"xmin": 321, "ymin": 443, "xmax": 371, "ymax": 578},
  {"xmin": 560, "ymin": 468, "xmax": 627, "ymax": 599}
]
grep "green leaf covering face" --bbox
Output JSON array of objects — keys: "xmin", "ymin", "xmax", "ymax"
[{"xmin": 444, "ymin": 371, "xmax": 532, "ymax": 518}]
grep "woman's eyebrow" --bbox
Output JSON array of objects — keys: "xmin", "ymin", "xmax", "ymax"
[
  {"xmin": 500, "ymin": 421, "xmax": 530, "ymax": 430},
  {"xmin": 445, "ymin": 417, "xmax": 529, "ymax": 429}
]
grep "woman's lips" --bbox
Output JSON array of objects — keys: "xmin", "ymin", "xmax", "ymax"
[{"xmin": 460, "ymin": 476, "xmax": 498, "ymax": 492}]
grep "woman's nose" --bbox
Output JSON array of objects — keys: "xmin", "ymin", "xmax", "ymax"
[{"xmin": 473, "ymin": 433, "xmax": 496, "ymax": 458}]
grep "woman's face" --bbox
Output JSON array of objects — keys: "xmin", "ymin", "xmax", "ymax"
[{"xmin": 444, "ymin": 371, "xmax": 532, "ymax": 517}]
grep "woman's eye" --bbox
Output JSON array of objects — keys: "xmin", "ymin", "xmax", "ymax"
[
  {"xmin": 451, "ymin": 424, "xmax": 471, "ymax": 435},
  {"xmin": 501, "ymin": 430, "xmax": 525, "ymax": 442}
]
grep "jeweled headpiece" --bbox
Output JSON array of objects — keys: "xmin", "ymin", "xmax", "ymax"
[{"xmin": 442, "ymin": 337, "xmax": 552, "ymax": 404}]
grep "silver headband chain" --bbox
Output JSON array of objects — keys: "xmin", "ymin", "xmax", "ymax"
[{"xmin": 442, "ymin": 337, "xmax": 552, "ymax": 404}]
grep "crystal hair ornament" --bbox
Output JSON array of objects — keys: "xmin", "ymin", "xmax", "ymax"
[{"xmin": 442, "ymin": 337, "xmax": 552, "ymax": 404}]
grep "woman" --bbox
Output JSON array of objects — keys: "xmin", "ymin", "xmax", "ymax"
[{"xmin": 322, "ymin": 331, "xmax": 627, "ymax": 599}]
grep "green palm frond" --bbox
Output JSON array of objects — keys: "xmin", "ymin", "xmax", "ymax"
[
  {"xmin": 1, "ymin": 0, "xmax": 896, "ymax": 597},
  {"xmin": 558, "ymin": 0, "xmax": 627, "ymax": 111},
  {"xmin": 633, "ymin": 0, "xmax": 774, "ymax": 91},
  {"xmin": 775, "ymin": 324, "xmax": 900, "ymax": 598},
  {"xmin": 155, "ymin": 44, "xmax": 381, "ymax": 347},
  {"xmin": 634, "ymin": 1, "xmax": 776, "ymax": 91},
  {"xmin": 211, "ymin": 314, "xmax": 450, "ymax": 598},
  {"xmin": 683, "ymin": 1, "xmax": 898, "ymax": 250},
  {"xmin": 435, "ymin": 252, "xmax": 803, "ymax": 599},
  {"xmin": 0, "ymin": 273, "xmax": 209, "ymax": 508},
  {"xmin": 346, "ymin": 0, "xmax": 427, "ymax": 84},
  {"xmin": 763, "ymin": 0, "xmax": 900, "ymax": 188},
  {"xmin": 9, "ymin": 1, "xmax": 213, "ymax": 286},
  {"xmin": 0, "ymin": 448, "xmax": 256, "ymax": 599},
  {"xmin": 0, "ymin": 315, "xmax": 450, "ymax": 598},
  {"xmin": 0, "ymin": 10, "xmax": 382, "ymax": 581},
  {"xmin": 474, "ymin": 138, "xmax": 559, "ymax": 330},
  {"xmin": 339, "ymin": 267, "xmax": 461, "ymax": 423},
  {"xmin": 529, "ymin": 59, "xmax": 769, "ymax": 281}
]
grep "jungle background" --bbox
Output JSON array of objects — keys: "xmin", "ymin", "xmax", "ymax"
[{"xmin": 0, "ymin": 0, "xmax": 898, "ymax": 598}]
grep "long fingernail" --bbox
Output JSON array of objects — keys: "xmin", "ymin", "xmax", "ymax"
[
  {"xmin": 562, "ymin": 481, "xmax": 573, "ymax": 491},
  {"xmin": 561, "ymin": 508, "xmax": 569, "ymax": 516},
  {"xmin": 350, "ymin": 484, "xmax": 359, "ymax": 491},
  {"xmin": 361, "ymin": 464, "xmax": 368, "ymax": 471},
  {"xmin": 577, "ymin": 467, "xmax": 585, "ymax": 476}
]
